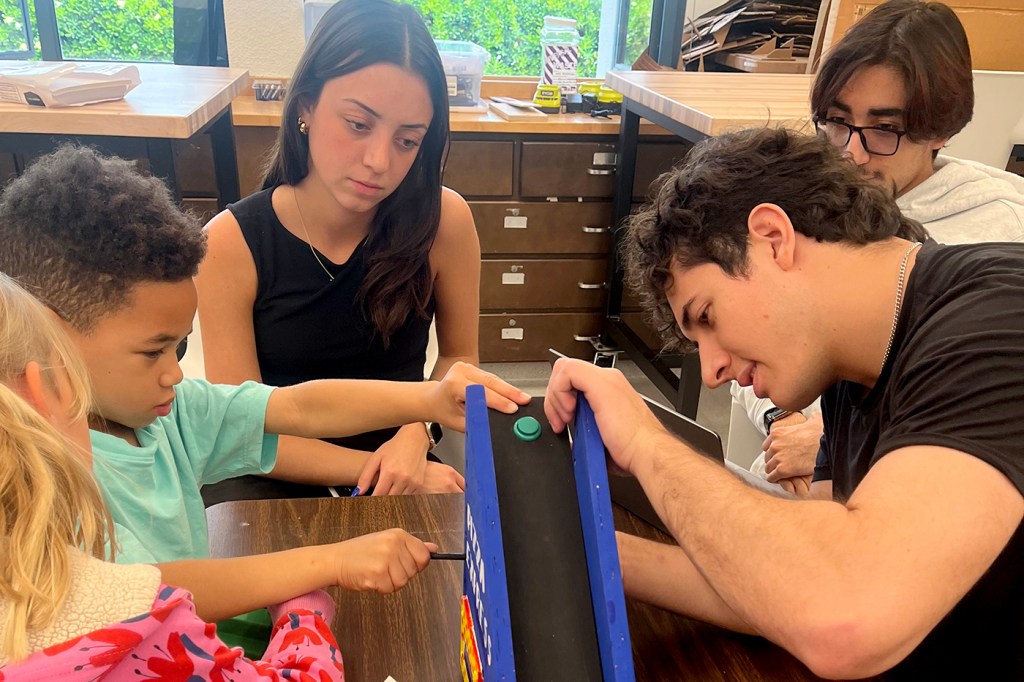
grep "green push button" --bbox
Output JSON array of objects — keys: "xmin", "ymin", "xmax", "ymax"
[{"xmin": 513, "ymin": 416, "xmax": 542, "ymax": 442}]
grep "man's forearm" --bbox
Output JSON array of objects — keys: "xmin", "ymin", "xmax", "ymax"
[
  {"xmin": 631, "ymin": 431, "xmax": 854, "ymax": 646},
  {"xmin": 730, "ymin": 383, "xmax": 777, "ymax": 437},
  {"xmin": 618, "ymin": 532, "xmax": 755, "ymax": 634},
  {"xmin": 157, "ymin": 545, "xmax": 335, "ymax": 622}
]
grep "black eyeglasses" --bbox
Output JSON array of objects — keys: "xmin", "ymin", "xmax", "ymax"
[
  {"xmin": 175, "ymin": 336, "xmax": 188, "ymax": 362},
  {"xmin": 814, "ymin": 116, "xmax": 908, "ymax": 157}
]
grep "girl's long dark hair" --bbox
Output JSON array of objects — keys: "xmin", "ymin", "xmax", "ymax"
[{"xmin": 263, "ymin": 0, "xmax": 449, "ymax": 345}]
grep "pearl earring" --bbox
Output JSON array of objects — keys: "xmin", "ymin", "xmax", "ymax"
[{"xmin": 298, "ymin": 117, "xmax": 310, "ymax": 135}]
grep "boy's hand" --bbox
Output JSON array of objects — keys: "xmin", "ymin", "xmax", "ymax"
[
  {"xmin": 332, "ymin": 529, "xmax": 438, "ymax": 594},
  {"xmin": 429, "ymin": 362, "xmax": 530, "ymax": 431}
]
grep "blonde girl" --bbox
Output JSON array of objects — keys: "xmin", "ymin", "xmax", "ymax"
[{"xmin": 0, "ymin": 273, "xmax": 343, "ymax": 679}]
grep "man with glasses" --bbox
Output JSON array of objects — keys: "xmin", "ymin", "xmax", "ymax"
[
  {"xmin": 732, "ymin": 0, "xmax": 1024, "ymax": 494},
  {"xmin": 810, "ymin": 0, "xmax": 1024, "ymax": 241}
]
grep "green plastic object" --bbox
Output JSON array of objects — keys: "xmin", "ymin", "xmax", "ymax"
[{"xmin": 513, "ymin": 416, "xmax": 542, "ymax": 441}]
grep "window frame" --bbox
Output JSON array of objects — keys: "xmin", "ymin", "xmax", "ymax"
[
  {"xmin": 0, "ymin": 0, "xmax": 36, "ymax": 59},
  {"xmin": 31, "ymin": 0, "xmax": 62, "ymax": 60},
  {"xmin": 7, "ymin": 0, "xmax": 226, "ymax": 65},
  {"xmin": 14, "ymin": 0, "xmax": 679, "ymax": 73}
]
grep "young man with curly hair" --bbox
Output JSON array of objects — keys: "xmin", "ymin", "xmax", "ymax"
[
  {"xmin": 735, "ymin": 0, "xmax": 1024, "ymax": 493},
  {"xmin": 545, "ymin": 128, "xmax": 1023, "ymax": 679}
]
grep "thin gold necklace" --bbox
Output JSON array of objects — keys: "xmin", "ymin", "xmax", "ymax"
[
  {"xmin": 292, "ymin": 186, "xmax": 335, "ymax": 282},
  {"xmin": 880, "ymin": 241, "xmax": 921, "ymax": 373}
]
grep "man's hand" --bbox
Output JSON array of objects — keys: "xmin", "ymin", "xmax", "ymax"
[
  {"xmin": 763, "ymin": 412, "xmax": 823, "ymax": 482},
  {"xmin": 429, "ymin": 362, "xmax": 531, "ymax": 431},
  {"xmin": 544, "ymin": 358, "xmax": 669, "ymax": 476},
  {"xmin": 777, "ymin": 474, "xmax": 813, "ymax": 498},
  {"xmin": 331, "ymin": 529, "xmax": 437, "ymax": 594}
]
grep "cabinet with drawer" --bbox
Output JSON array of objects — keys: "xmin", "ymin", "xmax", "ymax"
[
  {"xmin": 520, "ymin": 141, "xmax": 617, "ymax": 198},
  {"xmin": 480, "ymin": 313, "xmax": 605, "ymax": 362},
  {"xmin": 228, "ymin": 110, "xmax": 690, "ymax": 364},
  {"xmin": 471, "ymin": 201, "xmax": 613, "ymax": 255},
  {"xmin": 481, "ymin": 259, "xmax": 607, "ymax": 310},
  {"xmin": 444, "ymin": 133, "xmax": 690, "ymax": 362},
  {"xmin": 445, "ymin": 140, "xmax": 515, "ymax": 197}
]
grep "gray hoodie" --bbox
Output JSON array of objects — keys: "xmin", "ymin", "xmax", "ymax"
[{"xmin": 897, "ymin": 155, "xmax": 1024, "ymax": 244}]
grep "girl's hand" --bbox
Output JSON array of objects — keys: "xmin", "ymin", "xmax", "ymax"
[
  {"xmin": 355, "ymin": 424, "xmax": 430, "ymax": 496},
  {"xmin": 420, "ymin": 460, "xmax": 465, "ymax": 492},
  {"xmin": 331, "ymin": 529, "xmax": 437, "ymax": 594},
  {"xmin": 353, "ymin": 429, "xmax": 466, "ymax": 495},
  {"xmin": 429, "ymin": 362, "xmax": 530, "ymax": 431}
]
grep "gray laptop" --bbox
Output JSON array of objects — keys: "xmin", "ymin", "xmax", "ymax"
[
  {"xmin": 609, "ymin": 394, "xmax": 723, "ymax": 534},
  {"xmin": 548, "ymin": 349, "xmax": 724, "ymax": 535}
]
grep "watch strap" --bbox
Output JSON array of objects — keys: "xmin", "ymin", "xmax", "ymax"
[
  {"xmin": 763, "ymin": 408, "xmax": 793, "ymax": 434},
  {"xmin": 425, "ymin": 421, "xmax": 443, "ymax": 450}
]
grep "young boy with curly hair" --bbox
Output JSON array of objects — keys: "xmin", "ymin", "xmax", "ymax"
[{"xmin": 0, "ymin": 145, "xmax": 528, "ymax": 619}]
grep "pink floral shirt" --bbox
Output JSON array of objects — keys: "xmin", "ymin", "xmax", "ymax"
[{"xmin": 0, "ymin": 585, "xmax": 345, "ymax": 681}]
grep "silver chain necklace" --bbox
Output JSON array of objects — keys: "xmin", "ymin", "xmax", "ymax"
[
  {"xmin": 880, "ymin": 241, "xmax": 921, "ymax": 373},
  {"xmin": 292, "ymin": 186, "xmax": 335, "ymax": 282}
]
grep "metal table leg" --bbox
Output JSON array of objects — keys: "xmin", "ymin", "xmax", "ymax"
[{"xmin": 207, "ymin": 106, "xmax": 241, "ymax": 208}]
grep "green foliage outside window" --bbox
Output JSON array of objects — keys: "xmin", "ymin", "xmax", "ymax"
[
  {"xmin": 0, "ymin": 0, "xmax": 651, "ymax": 76},
  {"xmin": 55, "ymin": 0, "xmax": 173, "ymax": 61},
  {"xmin": 0, "ymin": 0, "xmax": 172, "ymax": 61},
  {"xmin": 412, "ymin": 0, "xmax": 653, "ymax": 77},
  {"xmin": 0, "ymin": 0, "xmax": 32, "ymax": 53},
  {"xmin": 413, "ymin": 0, "xmax": 600, "ymax": 77}
]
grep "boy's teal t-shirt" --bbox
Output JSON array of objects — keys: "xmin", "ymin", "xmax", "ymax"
[{"xmin": 91, "ymin": 378, "xmax": 279, "ymax": 564}]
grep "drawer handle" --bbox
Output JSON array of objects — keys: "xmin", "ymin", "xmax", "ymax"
[
  {"xmin": 587, "ymin": 168, "xmax": 615, "ymax": 176},
  {"xmin": 578, "ymin": 281, "xmax": 607, "ymax": 290},
  {"xmin": 581, "ymin": 226, "xmax": 610, "ymax": 234}
]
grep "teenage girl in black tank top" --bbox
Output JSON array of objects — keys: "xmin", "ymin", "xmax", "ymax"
[{"xmin": 195, "ymin": 0, "xmax": 480, "ymax": 504}]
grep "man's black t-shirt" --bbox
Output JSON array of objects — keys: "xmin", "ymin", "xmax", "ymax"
[{"xmin": 815, "ymin": 242, "xmax": 1023, "ymax": 680}]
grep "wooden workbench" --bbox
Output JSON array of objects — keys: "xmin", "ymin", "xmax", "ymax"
[{"xmin": 0, "ymin": 62, "xmax": 250, "ymax": 207}]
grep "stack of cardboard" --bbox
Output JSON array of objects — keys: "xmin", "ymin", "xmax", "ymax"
[{"xmin": 677, "ymin": 0, "xmax": 823, "ymax": 71}]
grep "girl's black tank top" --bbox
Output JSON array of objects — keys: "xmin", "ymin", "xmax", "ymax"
[{"xmin": 228, "ymin": 187, "xmax": 434, "ymax": 452}]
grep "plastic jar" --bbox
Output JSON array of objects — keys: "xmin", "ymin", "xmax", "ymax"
[{"xmin": 540, "ymin": 16, "xmax": 580, "ymax": 94}]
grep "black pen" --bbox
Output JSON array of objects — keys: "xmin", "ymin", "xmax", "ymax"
[{"xmin": 430, "ymin": 551, "xmax": 466, "ymax": 561}]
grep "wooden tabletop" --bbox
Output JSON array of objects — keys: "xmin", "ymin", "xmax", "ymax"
[
  {"xmin": 615, "ymin": 507, "xmax": 826, "ymax": 681},
  {"xmin": 231, "ymin": 93, "xmax": 670, "ymax": 135},
  {"xmin": 0, "ymin": 62, "xmax": 250, "ymax": 139},
  {"xmin": 604, "ymin": 71, "xmax": 815, "ymax": 138},
  {"xmin": 208, "ymin": 494, "xmax": 462, "ymax": 682},
  {"xmin": 207, "ymin": 494, "xmax": 824, "ymax": 681}
]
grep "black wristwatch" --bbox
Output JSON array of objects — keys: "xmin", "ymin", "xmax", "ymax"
[
  {"xmin": 425, "ymin": 421, "xmax": 444, "ymax": 450},
  {"xmin": 763, "ymin": 407, "xmax": 793, "ymax": 435}
]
